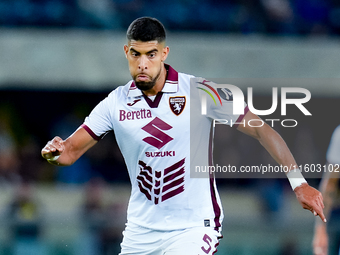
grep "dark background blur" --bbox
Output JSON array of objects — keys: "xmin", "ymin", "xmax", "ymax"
[
  {"xmin": 0, "ymin": 0, "xmax": 340, "ymax": 35},
  {"xmin": 0, "ymin": 0, "xmax": 340, "ymax": 254}
]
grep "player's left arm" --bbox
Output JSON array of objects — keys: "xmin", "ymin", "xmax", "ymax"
[{"xmin": 237, "ymin": 111, "xmax": 326, "ymax": 222}]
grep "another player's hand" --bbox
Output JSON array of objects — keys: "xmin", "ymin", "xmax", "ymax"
[
  {"xmin": 41, "ymin": 136, "xmax": 65, "ymax": 160},
  {"xmin": 294, "ymin": 183, "xmax": 326, "ymax": 222},
  {"xmin": 312, "ymin": 224, "xmax": 328, "ymax": 255}
]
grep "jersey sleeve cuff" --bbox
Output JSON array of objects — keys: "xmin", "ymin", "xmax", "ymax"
[
  {"xmin": 233, "ymin": 105, "xmax": 249, "ymax": 128},
  {"xmin": 81, "ymin": 124, "xmax": 102, "ymax": 141}
]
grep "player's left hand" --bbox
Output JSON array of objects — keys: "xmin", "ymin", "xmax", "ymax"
[{"xmin": 294, "ymin": 183, "xmax": 326, "ymax": 222}]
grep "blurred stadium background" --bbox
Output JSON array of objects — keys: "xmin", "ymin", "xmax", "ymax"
[{"xmin": 0, "ymin": 0, "xmax": 340, "ymax": 254}]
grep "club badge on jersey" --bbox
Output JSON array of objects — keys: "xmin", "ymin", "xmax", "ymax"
[{"xmin": 169, "ymin": 96, "xmax": 186, "ymax": 116}]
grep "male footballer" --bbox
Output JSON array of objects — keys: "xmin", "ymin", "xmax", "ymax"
[{"xmin": 42, "ymin": 17, "xmax": 326, "ymax": 255}]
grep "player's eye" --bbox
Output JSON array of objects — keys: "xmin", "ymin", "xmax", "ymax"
[
  {"xmin": 131, "ymin": 52, "xmax": 140, "ymax": 57},
  {"xmin": 149, "ymin": 53, "xmax": 156, "ymax": 58}
]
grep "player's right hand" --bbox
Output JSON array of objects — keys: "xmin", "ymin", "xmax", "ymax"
[
  {"xmin": 294, "ymin": 183, "xmax": 326, "ymax": 222},
  {"xmin": 41, "ymin": 136, "xmax": 65, "ymax": 160}
]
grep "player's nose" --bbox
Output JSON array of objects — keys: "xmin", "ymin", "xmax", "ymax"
[{"xmin": 138, "ymin": 55, "xmax": 148, "ymax": 70}]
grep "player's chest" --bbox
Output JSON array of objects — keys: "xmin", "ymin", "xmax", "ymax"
[{"xmin": 114, "ymin": 93, "xmax": 189, "ymax": 138}]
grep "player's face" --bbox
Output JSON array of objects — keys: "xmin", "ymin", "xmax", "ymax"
[{"xmin": 124, "ymin": 40, "xmax": 169, "ymax": 91}]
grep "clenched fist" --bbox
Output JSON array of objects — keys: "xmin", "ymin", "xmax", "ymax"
[{"xmin": 41, "ymin": 136, "xmax": 65, "ymax": 161}]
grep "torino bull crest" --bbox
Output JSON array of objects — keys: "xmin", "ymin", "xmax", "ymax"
[{"xmin": 169, "ymin": 96, "xmax": 186, "ymax": 116}]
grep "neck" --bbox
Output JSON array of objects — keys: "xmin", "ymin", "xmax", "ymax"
[{"xmin": 142, "ymin": 64, "xmax": 167, "ymax": 97}]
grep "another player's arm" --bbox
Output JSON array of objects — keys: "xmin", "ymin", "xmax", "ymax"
[
  {"xmin": 317, "ymin": 165, "xmax": 339, "ymax": 223},
  {"xmin": 312, "ymin": 167, "xmax": 340, "ymax": 255},
  {"xmin": 237, "ymin": 111, "xmax": 326, "ymax": 222},
  {"xmin": 41, "ymin": 127, "xmax": 97, "ymax": 166}
]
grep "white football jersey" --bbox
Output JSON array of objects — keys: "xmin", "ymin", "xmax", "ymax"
[{"xmin": 82, "ymin": 64, "xmax": 248, "ymax": 231}]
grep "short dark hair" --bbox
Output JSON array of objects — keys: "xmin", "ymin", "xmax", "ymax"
[{"xmin": 127, "ymin": 17, "xmax": 166, "ymax": 43}]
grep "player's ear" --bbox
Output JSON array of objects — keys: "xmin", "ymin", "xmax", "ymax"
[
  {"xmin": 124, "ymin": 45, "xmax": 129, "ymax": 58},
  {"xmin": 161, "ymin": 46, "xmax": 169, "ymax": 62}
]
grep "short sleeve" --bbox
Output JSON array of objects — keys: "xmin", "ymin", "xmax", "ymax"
[
  {"xmin": 82, "ymin": 92, "xmax": 115, "ymax": 140},
  {"xmin": 326, "ymin": 125, "xmax": 340, "ymax": 164},
  {"xmin": 194, "ymin": 78, "xmax": 248, "ymax": 126}
]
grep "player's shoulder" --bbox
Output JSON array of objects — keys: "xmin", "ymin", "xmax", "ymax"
[
  {"xmin": 177, "ymin": 73, "xmax": 224, "ymax": 98},
  {"xmin": 178, "ymin": 73, "xmax": 212, "ymax": 85},
  {"xmin": 178, "ymin": 71, "xmax": 195, "ymax": 81},
  {"xmin": 184, "ymin": 75, "xmax": 219, "ymax": 92},
  {"xmin": 106, "ymin": 80, "xmax": 134, "ymax": 98},
  {"xmin": 177, "ymin": 71, "xmax": 201, "ymax": 90}
]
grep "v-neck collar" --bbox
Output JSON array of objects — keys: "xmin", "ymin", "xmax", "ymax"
[{"xmin": 142, "ymin": 92, "xmax": 164, "ymax": 108}]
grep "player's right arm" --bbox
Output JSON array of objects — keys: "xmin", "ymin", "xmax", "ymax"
[
  {"xmin": 41, "ymin": 127, "xmax": 97, "ymax": 166},
  {"xmin": 237, "ymin": 110, "xmax": 326, "ymax": 222}
]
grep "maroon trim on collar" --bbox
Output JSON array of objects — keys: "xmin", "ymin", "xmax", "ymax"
[
  {"xmin": 130, "ymin": 82, "xmax": 137, "ymax": 89},
  {"xmin": 143, "ymin": 92, "xmax": 164, "ymax": 108},
  {"xmin": 130, "ymin": 81, "xmax": 136, "ymax": 91},
  {"xmin": 164, "ymin": 64, "xmax": 178, "ymax": 82}
]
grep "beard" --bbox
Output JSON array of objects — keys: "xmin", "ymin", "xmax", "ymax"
[
  {"xmin": 135, "ymin": 80, "xmax": 156, "ymax": 91},
  {"xmin": 134, "ymin": 68, "xmax": 161, "ymax": 91}
]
